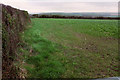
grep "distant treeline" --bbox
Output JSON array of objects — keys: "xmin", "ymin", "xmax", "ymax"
[{"xmin": 30, "ymin": 14, "xmax": 120, "ymax": 20}]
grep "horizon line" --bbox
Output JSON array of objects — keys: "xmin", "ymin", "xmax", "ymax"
[{"xmin": 29, "ymin": 12, "xmax": 118, "ymax": 14}]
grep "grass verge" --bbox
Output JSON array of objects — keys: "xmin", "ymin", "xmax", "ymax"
[{"xmin": 18, "ymin": 24, "xmax": 65, "ymax": 78}]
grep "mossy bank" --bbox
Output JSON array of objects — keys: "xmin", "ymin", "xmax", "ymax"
[{"xmin": 1, "ymin": 4, "xmax": 31, "ymax": 78}]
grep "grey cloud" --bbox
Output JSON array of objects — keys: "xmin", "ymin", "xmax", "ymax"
[
  {"xmin": 27, "ymin": 2, "xmax": 118, "ymax": 13},
  {"xmin": 1, "ymin": 1, "xmax": 118, "ymax": 13}
]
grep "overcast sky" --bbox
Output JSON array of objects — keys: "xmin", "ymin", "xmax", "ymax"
[{"xmin": 0, "ymin": 0, "xmax": 119, "ymax": 14}]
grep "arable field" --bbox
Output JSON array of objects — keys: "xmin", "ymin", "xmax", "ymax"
[{"xmin": 19, "ymin": 18, "xmax": 119, "ymax": 78}]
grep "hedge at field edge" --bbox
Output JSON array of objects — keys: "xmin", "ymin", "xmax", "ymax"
[{"xmin": 1, "ymin": 4, "xmax": 31, "ymax": 78}]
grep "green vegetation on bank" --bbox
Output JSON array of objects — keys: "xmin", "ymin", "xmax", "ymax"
[
  {"xmin": 19, "ymin": 24, "xmax": 65, "ymax": 78},
  {"xmin": 20, "ymin": 18, "xmax": 119, "ymax": 78}
]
